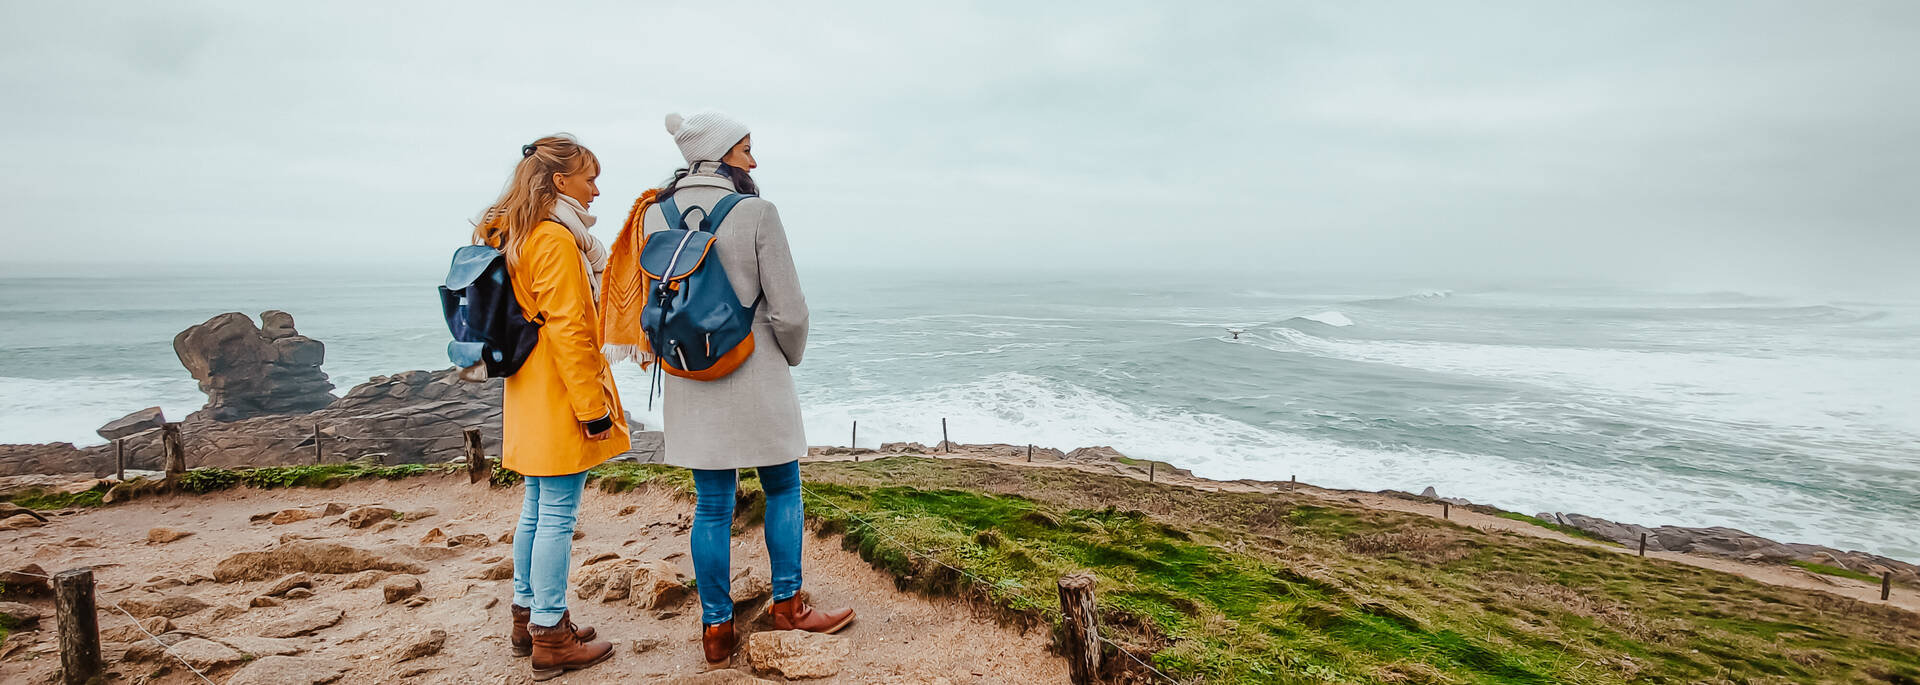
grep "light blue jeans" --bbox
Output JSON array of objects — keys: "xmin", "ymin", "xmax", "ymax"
[
  {"xmin": 692, "ymin": 460, "xmax": 804, "ymax": 625},
  {"xmin": 512, "ymin": 471, "xmax": 590, "ymax": 627}
]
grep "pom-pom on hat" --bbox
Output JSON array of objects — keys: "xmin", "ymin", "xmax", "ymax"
[{"xmin": 664, "ymin": 111, "xmax": 750, "ymax": 165}]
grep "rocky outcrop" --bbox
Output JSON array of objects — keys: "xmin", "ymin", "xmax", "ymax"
[
  {"xmin": 212, "ymin": 541, "xmax": 428, "ymax": 581},
  {"xmin": 1540, "ymin": 512, "xmax": 1920, "ymax": 583},
  {"xmin": 174, "ymin": 311, "xmax": 335, "ymax": 421},
  {"xmin": 0, "ymin": 443, "xmax": 94, "ymax": 478}
]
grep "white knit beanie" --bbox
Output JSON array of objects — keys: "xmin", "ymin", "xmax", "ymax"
[{"xmin": 664, "ymin": 111, "xmax": 750, "ymax": 165}]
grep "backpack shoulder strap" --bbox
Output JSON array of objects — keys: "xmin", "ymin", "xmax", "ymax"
[
  {"xmin": 660, "ymin": 196, "xmax": 684, "ymax": 231},
  {"xmin": 699, "ymin": 194, "xmax": 750, "ymax": 233}
]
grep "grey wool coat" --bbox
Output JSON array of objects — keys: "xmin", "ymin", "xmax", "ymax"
[{"xmin": 642, "ymin": 169, "xmax": 810, "ymax": 470}]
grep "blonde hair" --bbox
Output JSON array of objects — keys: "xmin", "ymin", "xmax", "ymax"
[{"xmin": 471, "ymin": 134, "xmax": 599, "ymax": 268}]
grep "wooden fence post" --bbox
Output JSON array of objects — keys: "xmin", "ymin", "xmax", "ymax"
[
  {"xmin": 1149, "ymin": 462, "xmax": 1156, "ymax": 483},
  {"xmin": 1885, "ymin": 572, "xmax": 1894, "ymax": 601},
  {"xmin": 54, "ymin": 567, "xmax": 101, "ymax": 685},
  {"xmin": 161, "ymin": 422, "xmax": 185, "ymax": 491},
  {"xmin": 851, "ymin": 421, "xmax": 857, "ymax": 449},
  {"xmin": 1057, "ymin": 573, "xmax": 1100, "ymax": 685},
  {"xmin": 1290, "ymin": 474, "xmax": 1296, "ymax": 492},
  {"xmin": 465, "ymin": 428, "xmax": 491, "ymax": 485},
  {"xmin": 1027, "ymin": 444, "xmax": 1033, "ymax": 463},
  {"xmin": 313, "ymin": 423, "xmax": 323, "ymax": 464},
  {"xmin": 113, "ymin": 440, "xmax": 125, "ymax": 481},
  {"xmin": 941, "ymin": 418, "xmax": 950, "ymax": 453},
  {"xmin": 1442, "ymin": 502, "xmax": 1450, "ymax": 519},
  {"xmin": 1639, "ymin": 533, "xmax": 1648, "ymax": 557}
]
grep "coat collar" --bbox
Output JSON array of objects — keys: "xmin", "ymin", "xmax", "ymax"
[{"xmin": 677, "ymin": 174, "xmax": 737, "ymax": 192}]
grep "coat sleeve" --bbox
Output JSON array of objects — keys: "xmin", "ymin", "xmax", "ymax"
[
  {"xmin": 754, "ymin": 202, "xmax": 809, "ymax": 366},
  {"xmin": 524, "ymin": 226, "xmax": 611, "ymax": 423}
]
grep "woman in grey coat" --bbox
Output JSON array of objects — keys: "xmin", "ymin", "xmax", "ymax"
[{"xmin": 643, "ymin": 111, "xmax": 854, "ymax": 667}]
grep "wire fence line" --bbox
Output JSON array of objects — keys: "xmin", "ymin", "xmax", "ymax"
[
  {"xmin": 800, "ymin": 484, "xmax": 1184, "ymax": 684},
  {"xmin": 6, "ymin": 567, "xmax": 219, "ymax": 685}
]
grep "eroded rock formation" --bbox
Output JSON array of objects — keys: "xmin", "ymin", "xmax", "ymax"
[{"xmin": 174, "ymin": 311, "xmax": 335, "ymax": 421}]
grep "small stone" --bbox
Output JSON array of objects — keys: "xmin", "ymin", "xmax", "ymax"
[
  {"xmin": 395, "ymin": 628, "xmax": 447, "ymax": 661},
  {"xmin": 447, "ymin": 533, "xmax": 492, "ymax": 548},
  {"xmin": 375, "ymin": 521, "xmax": 400, "ymax": 533},
  {"xmin": 383, "ymin": 575, "xmax": 423, "ymax": 603},
  {"xmin": 209, "ymin": 603, "xmax": 247, "ymax": 622},
  {"xmin": 404, "ymin": 595, "xmax": 430, "ymax": 608},
  {"xmin": 215, "ymin": 635, "xmax": 304, "ymax": 658},
  {"xmin": 259, "ymin": 607, "xmax": 344, "ymax": 638},
  {"xmin": 398, "ymin": 507, "xmax": 438, "ymax": 521},
  {"xmin": 573, "ymin": 527, "xmax": 585, "ymax": 540},
  {"xmin": 472, "ymin": 558, "xmax": 513, "ymax": 581},
  {"xmin": 583, "ymin": 552, "xmax": 621, "ymax": 566},
  {"xmin": 147, "ymin": 527, "xmax": 193, "ymax": 544},
  {"xmin": 633, "ymin": 637, "xmax": 666, "ymax": 654},
  {"xmin": 1, "ymin": 514, "xmax": 45, "ymax": 530},
  {"xmin": 669, "ymin": 669, "xmax": 779, "ymax": 684},
  {"xmin": 418, "ymin": 527, "xmax": 447, "ymax": 545},
  {"xmin": 0, "ymin": 601, "xmax": 42, "ymax": 629},
  {"xmin": 322, "ymin": 503, "xmax": 348, "ymax": 516},
  {"xmin": 225, "ymin": 655, "xmax": 351, "ymax": 685},
  {"xmin": 344, "ymin": 506, "xmax": 396, "ymax": 529},
  {"xmin": 344, "ymin": 570, "xmax": 392, "ymax": 589},
  {"xmin": 265, "ymin": 572, "xmax": 315, "ymax": 597},
  {"xmin": 730, "ymin": 568, "xmax": 771, "ymax": 605},
  {"xmin": 269, "ymin": 508, "xmax": 319, "ymax": 525},
  {"xmin": 284, "ymin": 587, "xmax": 314, "ymax": 600},
  {"xmin": 167, "ymin": 637, "xmax": 249, "ymax": 671},
  {"xmin": 654, "ymin": 608, "xmax": 683, "ymax": 620},
  {"xmin": 119, "ymin": 592, "xmax": 211, "ymax": 619},
  {"xmin": 99, "ymin": 616, "xmax": 172, "ymax": 642},
  {"xmin": 745, "ymin": 630, "xmax": 850, "ymax": 679},
  {"xmin": 617, "ymin": 505, "xmax": 639, "ymax": 517},
  {"xmin": 497, "ymin": 530, "xmax": 514, "ymax": 545},
  {"xmin": 251, "ymin": 595, "xmax": 283, "ymax": 608}
]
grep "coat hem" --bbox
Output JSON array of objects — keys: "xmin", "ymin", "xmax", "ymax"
[{"xmin": 662, "ymin": 454, "xmax": 805, "ymax": 471}]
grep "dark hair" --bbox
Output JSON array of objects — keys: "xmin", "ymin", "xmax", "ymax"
[{"xmin": 655, "ymin": 162, "xmax": 759, "ymax": 203}]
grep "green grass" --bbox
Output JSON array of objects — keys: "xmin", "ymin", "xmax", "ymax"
[
  {"xmin": 1790, "ymin": 560, "xmax": 1883, "ymax": 583},
  {"xmin": 1494, "ymin": 512, "xmax": 1623, "ymax": 546},
  {"xmin": 787, "ymin": 457, "xmax": 1920, "ymax": 684},
  {"xmin": 4, "ymin": 483, "xmax": 108, "ymax": 510}
]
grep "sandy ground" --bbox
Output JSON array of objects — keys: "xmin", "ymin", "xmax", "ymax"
[
  {"xmin": 0, "ymin": 474, "xmax": 1069, "ymax": 684},
  {"xmin": 805, "ymin": 450, "xmax": 1920, "ymax": 615}
]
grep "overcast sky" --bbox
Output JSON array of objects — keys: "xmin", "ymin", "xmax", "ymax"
[{"xmin": 2, "ymin": 1, "xmax": 1915, "ymax": 294}]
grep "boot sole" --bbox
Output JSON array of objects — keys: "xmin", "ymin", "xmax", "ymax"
[
  {"xmin": 530, "ymin": 648, "xmax": 614, "ymax": 681},
  {"xmin": 781, "ymin": 612, "xmax": 857, "ymax": 635},
  {"xmin": 512, "ymin": 645, "xmax": 531, "ymax": 658}
]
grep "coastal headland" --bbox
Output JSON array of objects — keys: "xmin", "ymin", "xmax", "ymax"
[{"xmin": 2, "ymin": 312, "xmax": 1916, "ymax": 683}]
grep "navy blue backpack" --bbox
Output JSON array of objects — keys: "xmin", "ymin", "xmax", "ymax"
[
  {"xmin": 639, "ymin": 193, "xmax": 761, "ymax": 383},
  {"xmin": 440, "ymin": 244, "xmax": 542, "ymax": 381}
]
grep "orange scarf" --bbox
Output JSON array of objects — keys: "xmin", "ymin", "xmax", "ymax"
[{"xmin": 597, "ymin": 189, "xmax": 658, "ymax": 365}]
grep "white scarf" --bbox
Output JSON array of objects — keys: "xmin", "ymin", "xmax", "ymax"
[{"xmin": 550, "ymin": 195, "xmax": 609, "ymax": 298}]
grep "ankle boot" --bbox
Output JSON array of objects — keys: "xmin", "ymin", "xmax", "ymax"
[
  {"xmin": 528, "ymin": 611, "xmax": 613, "ymax": 680},
  {"xmin": 702, "ymin": 620, "xmax": 737, "ymax": 666},
  {"xmin": 511, "ymin": 605, "xmax": 597, "ymax": 657},
  {"xmin": 770, "ymin": 594, "xmax": 855, "ymax": 634}
]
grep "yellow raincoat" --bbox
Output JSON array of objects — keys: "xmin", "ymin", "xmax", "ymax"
[{"xmin": 500, "ymin": 220, "xmax": 630, "ymax": 476}]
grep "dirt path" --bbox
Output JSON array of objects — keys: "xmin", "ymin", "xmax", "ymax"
[
  {"xmin": 1, "ymin": 475, "xmax": 1068, "ymax": 684},
  {"xmin": 807, "ymin": 450, "xmax": 1920, "ymax": 614}
]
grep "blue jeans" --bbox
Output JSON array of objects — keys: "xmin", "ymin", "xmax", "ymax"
[
  {"xmin": 692, "ymin": 460, "xmax": 803, "ymax": 625},
  {"xmin": 512, "ymin": 471, "xmax": 589, "ymax": 627}
]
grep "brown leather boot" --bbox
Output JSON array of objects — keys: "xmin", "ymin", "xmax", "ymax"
[
  {"xmin": 528, "ymin": 611, "xmax": 613, "ymax": 680},
  {"xmin": 769, "ymin": 594, "xmax": 855, "ymax": 634},
  {"xmin": 702, "ymin": 621, "xmax": 737, "ymax": 667},
  {"xmin": 511, "ymin": 605, "xmax": 597, "ymax": 657}
]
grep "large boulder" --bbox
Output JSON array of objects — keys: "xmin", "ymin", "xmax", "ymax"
[
  {"xmin": 174, "ymin": 311, "xmax": 335, "ymax": 421},
  {"xmin": 97, "ymin": 407, "xmax": 166, "ymax": 441}
]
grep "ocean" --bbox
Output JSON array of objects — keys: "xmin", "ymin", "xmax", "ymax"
[{"xmin": 3, "ymin": 266, "xmax": 1917, "ymax": 562}]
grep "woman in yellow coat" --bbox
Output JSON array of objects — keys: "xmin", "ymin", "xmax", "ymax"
[{"xmin": 472, "ymin": 134, "xmax": 627, "ymax": 679}]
